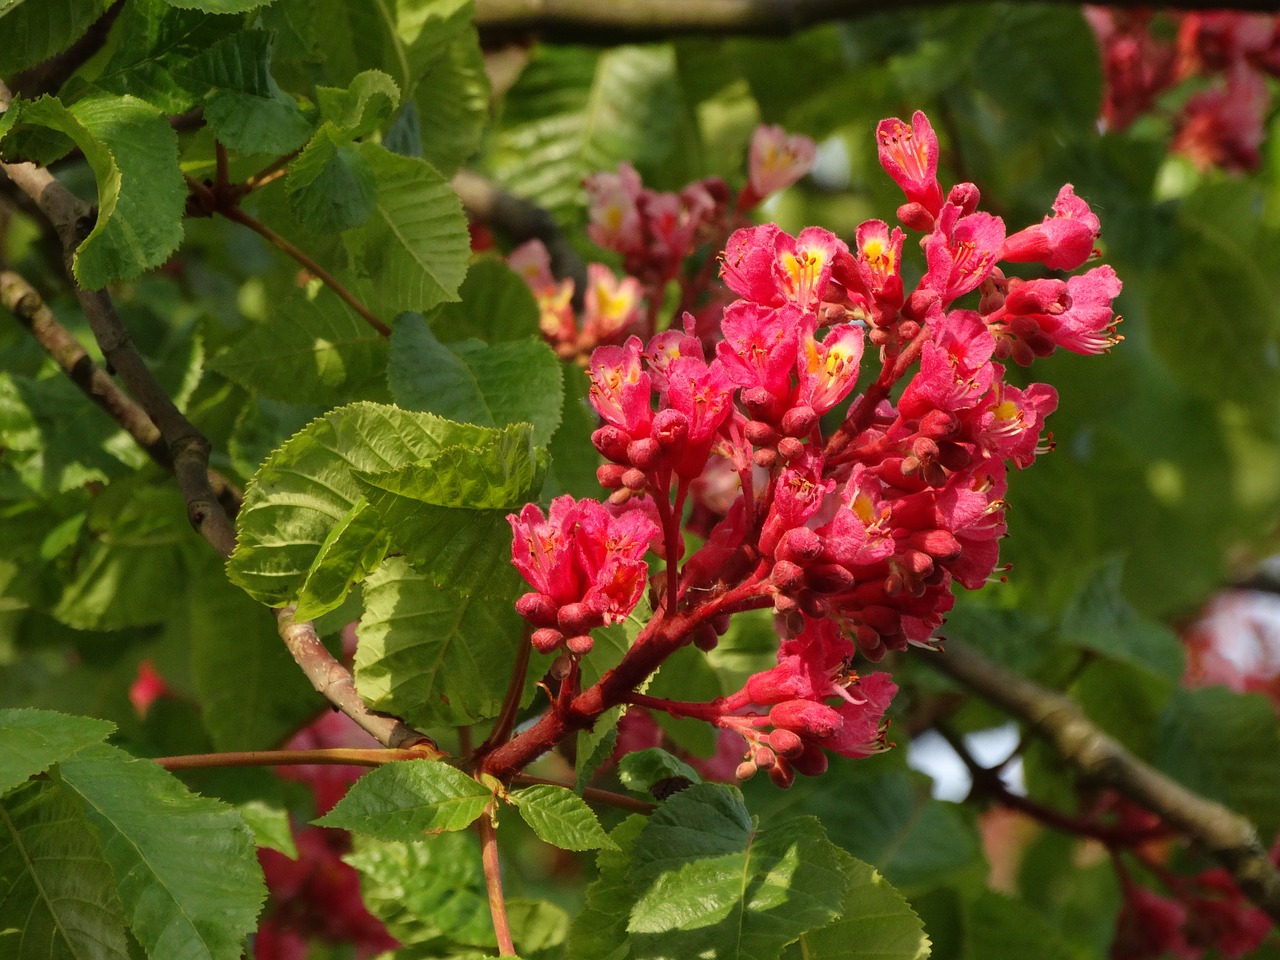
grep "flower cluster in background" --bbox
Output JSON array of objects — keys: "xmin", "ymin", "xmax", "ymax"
[{"xmin": 1085, "ymin": 9, "xmax": 1280, "ymax": 172}]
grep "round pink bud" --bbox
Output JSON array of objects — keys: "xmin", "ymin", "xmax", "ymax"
[
  {"xmin": 791, "ymin": 741, "xmax": 829, "ymax": 777},
  {"xmin": 515, "ymin": 591, "xmax": 558, "ymax": 627},
  {"xmin": 897, "ymin": 201, "xmax": 935, "ymax": 233},
  {"xmin": 608, "ymin": 487, "xmax": 634, "ymax": 505},
  {"xmin": 916, "ymin": 528, "xmax": 962, "ymax": 560},
  {"xmin": 566, "ymin": 634, "xmax": 595, "ymax": 656},
  {"xmin": 693, "ymin": 623, "xmax": 719, "ymax": 651},
  {"xmin": 868, "ymin": 327, "xmax": 891, "ymax": 347},
  {"xmin": 558, "ymin": 602, "xmax": 596, "ymax": 635},
  {"xmin": 768, "ymin": 728, "xmax": 805, "ymax": 759},
  {"xmin": 753, "ymin": 447, "xmax": 778, "ymax": 469},
  {"xmin": 918, "ymin": 409, "xmax": 959, "ymax": 439},
  {"xmin": 652, "ymin": 408, "xmax": 690, "ymax": 447},
  {"xmin": 911, "ymin": 436, "xmax": 940, "ymax": 461},
  {"xmin": 627, "ymin": 438, "xmax": 662, "ymax": 470},
  {"xmin": 745, "ymin": 420, "xmax": 780, "ymax": 447},
  {"xmin": 776, "ymin": 437, "xmax": 806, "ymax": 462},
  {"xmin": 622, "ymin": 467, "xmax": 648, "ymax": 491},
  {"xmin": 770, "ymin": 560, "xmax": 807, "ymax": 593},
  {"xmin": 805, "ymin": 563, "xmax": 854, "ymax": 594},
  {"xmin": 736, "ymin": 760, "xmax": 758, "ymax": 781},
  {"xmin": 774, "ymin": 593, "xmax": 800, "ymax": 615},
  {"xmin": 769, "ymin": 700, "xmax": 842, "ymax": 739},
  {"xmin": 776, "ymin": 527, "xmax": 822, "ymax": 563},
  {"xmin": 592, "ymin": 426, "xmax": 632, "ymax": 462},
  {"xmin": 947, "ymin": 181, "xmax": 981, "ymax": 216},
  {"xmin": 531, "ymin": 627, "xmax": 564, "ymax": 653},
  {"xmin": 597, "ymin": 463, "xmax": 628, "ymax": 488},
  {"xmin": 754, "ymin": 745, "xmax": 777, "ymax": 768},
  {"xmin": 780, "ymin": 405, "xmax": 817, "ymax": 438},
  {"xmin": 799, "ymin": 591, "xmax": 829, "ymax": 618},
  {"xmin": 742, "ymin": 387, "xmax": 781, "ymax": 420},
  {"xmin": 898, "ymin": 319, "xmax": 921, "ymax": 340}
]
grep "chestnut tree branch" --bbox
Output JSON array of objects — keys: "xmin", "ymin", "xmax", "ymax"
[
  {"xmin": 473, "ymin": 0, "xmax": 1280, "ymax": 43},
  {"xmin": 929, "ymin": 639, "xmax": 1280, "ymax": 923}
]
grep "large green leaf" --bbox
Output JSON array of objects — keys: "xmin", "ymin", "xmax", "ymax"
[
  {"xmin": 55, "ymin": 742, "xmax": 267, "ymax": 960},
  {"xmin": 174, "ymin": 29, "xmax": 312, "ymax": 155},
  {"xmin": 347, "ymin": 831, "xmax": 496, "ymax": 949},
  {"xmin": 0, "ymin": 94, "xmax": 185, "ymax": 288},
  {"xmin": 961, "ymin": 890, "xmax": 1078, "ymax": 960},
  {"xmin": 427, "ymin": 257, "xmax": 541, "ymax": 344},
  {"xmin": 624, "ymin": 784, "xmax": 847, "ymax": 959},
  {"xmin": 354, "ymin": 554, "xmax": 532, "ymax": 728},
  {"xmin": 412, "ymin": 25, "xmax": 489, "ymax": 173},
  {"xmin": 227, "ymin": 401, "xmax": 498, "ymax": 605},
  {"xmin": 0, "ymin": 780, "xmax": 131, "ymax": 960},
  {"xmin": 161, "ymin": 0, "xmax": 272, "ymax": 12},
  {"xmin": 316, "ymin": 759, "xmax": 491, "ymax": 839},
  {"xmin": 485, "ymin": 45, "xmax": 680, "ymax": 219},
  {"xmin": 345, "ymin": 142, "xmax": 469, "ymax": 317},
  {"xmin": 783, "ymin": 850, "xmax": 931, "ymax": 960},
  {"xmin": 566, "ymin": 814, "xmax": 648, "ymax": 960},
  {"xmin": 209, "ymin": 287, "xmax": 389, "ymax": 405},
  {"xmin": 389, "ymin": 315, "xmax": 564, "ymax": 445},
  {"xmin": 509, "ymin": 784, "xmax": 616, "ymax": 852},
  {"xmin": 0, "ymin": 0, "xmax": 114, "ymax": 78},
  {"xmin": 0, "ymin": 709, "xmax": 113, "ymax": 797}
]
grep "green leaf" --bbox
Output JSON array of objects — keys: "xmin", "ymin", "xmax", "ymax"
[
  {"xmin": 94, "ymin": 0, "xmax": 240, "ymax": 114},
  {"xmin": 0, "ymin": 0, "xmax": 114, "ymax": 78},
  {"xmin": 55, "ymin": 742, "xmax": 266, "ymax": 960},
  {"xmin": 1154, "ymin": 686, "xmax": 1280, "ymax": 835},
  {"xmin": 0, "ymin": 709, "xmax": 114, "ymax": 797},
  {"xmin": 0, "ymin": 94, "xmax": 185, "ymax": 288},
  {"xmin": 412, "ymin": 24, "xmax": 490, "ymax": 174},
  {"xmin": 509, "ymin": 784, "xmax": 616, "ymax": 852},
  {"xmin": 427, "ymin": 258, "xmax": 542, "ymax": 344},
  {"xmin": 354, "ymin": 554, "xmax": 534, "ymax": 728},
  {"xmin": 160, "ymin": 0, "xmax": 272, "ymax": 13},
  {"xmin": 287, "ymin": 133, "xmax": 378, "ymax": 232},
  {"xmin": 236, "ymin": 800, "xmax": 296, "ymax": 857},
  {"xmin": 0, "ymin": 780, "xmax": 131, "ymax": 960},
  {"xmin": 962, "ymin": 890, "xmax": 1077, "ymax": 960},
  {"xmin": 346, "ymin": 831, "xmax": 497, "ymax": 949},
  {"xmin": 389, "ymin": 315, "xmax": 564, "ymax": 445},
  {"xmin": 175, "ymin": 30, "xmax": 312, "ymax": 155},
  {"xmin": 314, "ymin": 69, "xmax": 401, "ymax": 139},
  {"xmin": 625, "ymin": 784, "xmax": 847, "ymax": 959},
  {"xmin": 1058, "ymin": 558, "xmax": 1184, "ymax": 682},
  {"xmin": 228, "ymin": 401, "xmax": 500, "ymax": 605},
  {"xmin": 316, "ymin": 759, "xmax": 491, "ymax": 839},
  {"xmin": 209, "ymin": 287, "xmax": 389, "ymax": 405},
  {"xmin": 486, "ymin": 45, "xmax": 680, "ymax": 218},
  {"xmin": 617, "ymin": 748, "xmax": 700, "ymax": 796},
  {"xmin": 567, "ymin": 814, "xmax": 648, "ymax": 960},
  {"xmin": 187, "ymin": 566, "xmax": 321, "ymax": 750},
  {"xmin": 784, "ymin": 849, "xmax": 931, "ymax": 960},
  {"xmin": 346, "ymin": 142, "xmax": 469, "ymax": 317},
  {"xmin": 292, "ymin": 498, "xmax": 390, "ymax": 620}
]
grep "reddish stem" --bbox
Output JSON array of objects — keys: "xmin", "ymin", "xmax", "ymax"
[
  {"xmin": 624, "ymin": 691, "xmax": 725, "ymax": 722},
  {"xmin": 478, "ymin": 811, "xmax": 517, "ymax": 956},
  {"xmin": 477, "ymin": 623, "xmax": 535, "ymax": 758}
]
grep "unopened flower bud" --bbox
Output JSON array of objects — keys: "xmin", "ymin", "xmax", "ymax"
[
  {"xmin": 917, "ymin": 409, "xmax": 959, "ymax": 439},
  {"xmin": 622, "ymin": 467, "xmax": 648, "ymax": 491},
  {"xmin": 566, "ymin": 634, "xmax": 595, "ymax": 656},
  {"xmin": 712, "ymin": 613, "xmax": 731, "ymax": 636},
  {"xmin": 774, "ymin": 593, "xmax": 800, "ymax": 617},
  {"xmin": 768, "ymin": 762, "xmax": 796, "ymax": 788},
  {"xmin": 558, "ymin": 602, "xmax": 596, "ymax": 635},
  {"xmin": 770, "ymin": 560, "xmax": 807, "ymax": 593},
  {"xmin": 516, "ymin": 591, "xmax": 558, "ymax": 627},
  {"xmin": 626, "ymin": 438, "xmax": 661, "ymax": 470},
  {"xmin": 780, "ymin": 405, "xmax": 818, "ymax": 438},
  {"xmin": 692, "ymin": 623, "xmax": 720, "ymax": 651},
  {"xmin": 769, "ymin": 699, "xmax": 842, "ymax": 739},
  {"xmin": 735, "ymin": 760, "xmax": 758, "ymax": 781},
  {"xmin": 897, "ymin": 201, "xmax": 934, "ymax": 233},
  {"xmin": 791, "ymin": 741, "xmax": 829, "ymax": 777},
  {"xmin": 531, "ymin": 627, "xmax": 564, "ymax": 653},
  {"xmin": 742, "ymin": 387, "xmax": 781, "ymax": 421},
  {"xmin": 597, "ymin": 463, "xmax": 628, "ymax": 488},
  {"xmin": 799, "ymin": 591, "xmax": 829, "ymax": 618},
  {"xmin": 777, "ymin": 437, "xmax": 806, "ymax": 462},
  {"xmin": 776, "ymin": 527, "xmax": 822, "ymax": 563},
  {"xmin": 592, "ymin": 426, "xmax": 632, "ymax": 462},
  {"xmin": 754, "ymin": 745, "xmax": 777, "ymax": 768},
  {"xmin": 768, "ymin": 728, "xmax": 805, "ymax": 759},
  {"xmin": 898, "ymin": 319, "xmax": 921, "ymax": 340},
  {"xmin": 753, "ymin": 447, "xmax": 778, "ymax": 469},
  {"xmin": 549, "ymin": 653, "xmax": 573, "ymax": 679},
  {"xmin": 805, "ymin": 563, "xmax": 854, "ymax": 594},
  {"xmin": 652, "ymin": 408, "xmax": 690, "ymax": 447},
  {"xmin": 745, "ymin": 420, "xmax": 780, "ymax": 446},
  {"xmin": 947, "ymin": 181, "xmax": 981, "ymax": 216},
  {"xmin": 608, "ymin": 487, "xmax": 634, "ymax": 505}
]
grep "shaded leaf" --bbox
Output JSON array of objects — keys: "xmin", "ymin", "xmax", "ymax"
[
  {"xmin": 0, "ymin": 0, "xmax": 115, "ymax": 78},
  {"xmin": 0, "ymin": 780, "xmax": 131, "ymax": 960},
  {"xmin": 0, "ymin": 94, "xmax": 185, "ymax": 288},
  {"xmin": 509, "ymin": 784, "xmax": 616, "ymax": 852},
  {"xmin": 617, "ymin": 748, "xmax": 701, "ymax": 796},
  {"xmin": 236, "ymin": 800, "xmax": 297, "ymax": 858},
  {"xmin": 56, "ymin": 743, "xmax": 266, "ymax": 960},
  {"xmin": 427, "ymin": 257, "xmax": 541, "ymax": 345},
  {"xmin": 317, "ymin": 760, "xmax": 491, "ymax": 839},
  {"xmin": 0, "ymin": 709, "xmax": 113, "ymax": 798},
  {"xmin": 389, "ymin": 316, "xmax": 564, "ymax": 446}
]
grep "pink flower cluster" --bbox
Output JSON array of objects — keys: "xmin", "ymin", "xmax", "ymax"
[
  {"xmin": 508, "ymin": 109, "xmax": 1121, "ymax": 784},
  {"xmin": 1086, "ymin": 9, "xmax": 1280, "ymax": 172}
]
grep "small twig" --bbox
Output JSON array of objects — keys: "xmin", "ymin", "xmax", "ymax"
[
  {"xmin": 478, "ymin": 624, "xmax": 535, "ymax": 757},
  {"xmin": 276, "ymin": 608, "xmax": 439, "ymax": 752},
  {"xmin": 514, "ymin": 773, "xmax": 656, "ymax": 814},
  {"xmin": 478, "ymin": 810, "xmax": 517, "ymax": 956},
  {"xmin": 929, "ymin": 639, "xmax": 1280, "ymax": 923}
]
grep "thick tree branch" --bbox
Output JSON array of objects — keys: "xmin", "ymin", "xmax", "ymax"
[
  {"xmin": 0, "ymin": 268, "xmax": 242, "ymax": 516},
  {"xmin": 277, "ymin": 608, "xmax": 439, "ymax": 753},
  {"xmin": 473, "ymin": 0, "xmax": 1280, "ymax": 43},
  {"xmin": 929, "ymin": 639, "xmax": 1280, "ymax": 923}
]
